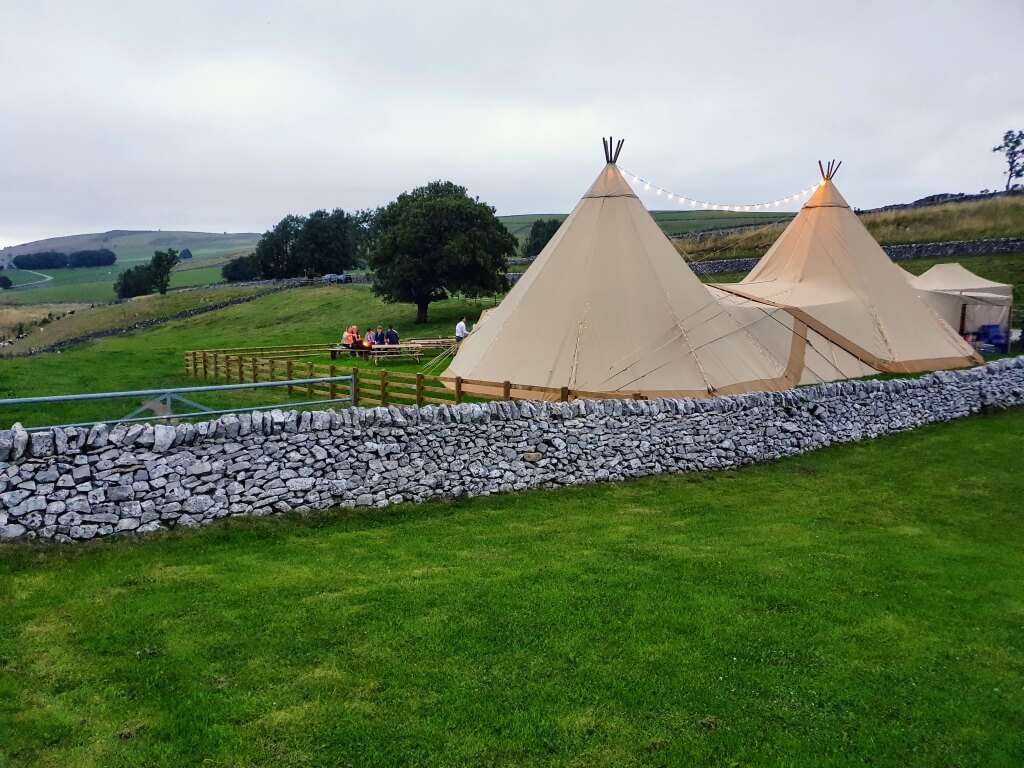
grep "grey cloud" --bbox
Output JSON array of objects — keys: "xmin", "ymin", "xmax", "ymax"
[{"xmin": 1, "ymin": 0, "xmax": 1021, "ymax": 245}]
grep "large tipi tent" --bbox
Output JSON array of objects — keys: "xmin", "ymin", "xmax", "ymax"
[
  {"xmin": 906, "ymin": 263, "xmax": 1012, "ymax": 335},
  {"xmin": 713, "ymin": 161, "xmax": 981, "ymax": 374},
  {"xmin": 443, "ymin": 139, "xmax": 811, "ymax": 399}
]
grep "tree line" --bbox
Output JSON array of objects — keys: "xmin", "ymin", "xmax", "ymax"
[
  {"xmin": 12, "ymin": 248, "xmax": 117, "ymax": 269},
  {"xmin": 221, "ymin": 183, "xmax": 517, "ymax": 323},
  {"xmin": 114, "ymin": 249, "xmax": 179, "ymax": 298}
]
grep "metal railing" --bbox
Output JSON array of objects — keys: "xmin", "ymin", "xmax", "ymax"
[{"xmin": 1, "ymin": 375, "xmax": 354, "ymax": 432}]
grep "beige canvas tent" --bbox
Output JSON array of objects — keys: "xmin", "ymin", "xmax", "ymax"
[
  {"xmin": 713, "ymin": 161, "xmax": 981, "ymax": 374},
  {"xmin": 443, "ymin": 139, "xmax": 814, "ymax": 399},
  {"xmin": 906, "ymin": 263, "xmax": 1012, "ymax": 335}
]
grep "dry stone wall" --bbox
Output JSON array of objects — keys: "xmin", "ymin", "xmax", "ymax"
[{"xmin": 2, "ymin": 358, "xmax": 1023, "ymax": 544}]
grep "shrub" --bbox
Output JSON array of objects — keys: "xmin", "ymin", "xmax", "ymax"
[
  {"xmin": 221, "ymin": 254, "xmax": 260, "ymax": 282},
  {"xmin": 114, "ymin": 265, "xmax": 154, "ymax": 298},
  {"xmin": 180, "ymin": 248, "xmax": 193, "ymax": 260},
  {"xmin": 0, "ymin": 275, "xmax": 11, "ymax": 289}
]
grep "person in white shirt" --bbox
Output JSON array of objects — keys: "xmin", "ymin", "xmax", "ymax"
[{"xmin": 455, "ymin": 317, "xmax": 468, "ymax": 342}]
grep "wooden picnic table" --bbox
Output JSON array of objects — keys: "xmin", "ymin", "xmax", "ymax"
[{"xmin": 329, "ymin": 338, "xmax": 456, "ymax": 364}]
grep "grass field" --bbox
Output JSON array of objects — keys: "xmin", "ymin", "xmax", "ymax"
[
  {"xmin": 1, "ymin": 231, "xmax": 258, "ymax": 304},
  {"xmin": 1, "ymin": 285, "xmax": 268, "ymax": 356},
  {"xmin": 0, "ymin": 303, "xmax": 89, "ymax": 341},
  {"xmin": 0, "ymin": 286, "xmax": 493, "ymax": 427},
  {"xmin": 1, "ymin": 261, "xmax": 239, "ymax": 305},
  {"xmin": 0, "ymin": 230, "xmax": 259, "ymax": 263},
  {"xmin": 1, "ymin": 409, "xmax": 1022, "ymax": 767}
]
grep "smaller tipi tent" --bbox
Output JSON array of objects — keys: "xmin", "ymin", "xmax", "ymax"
[
  {"xmin": 907, "ymin": 263, "xmax": 1013, "ymax": 335},
  {"xmin": 714, "ymin": 161, "xmax": 981, "ymax": 374}
]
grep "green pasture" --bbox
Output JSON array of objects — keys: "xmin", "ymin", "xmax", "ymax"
[
  {"xmin": 0, "ymin": 285, "xmax": 490, "ymax": 428},
  {"xmin": 0, "ymin": 230, "xmax": 258, "ymax": 264},
  {"xmin": 1, "ymin": 262, "xmax": 236, "ymax": 305},
  {"xmin": 1, "ymin": 285, "xmax": 267, "ymax": 355},
  {"xmin": 1, "ymin": 231, "xmax": 257, "ymax": 304},
  {"xmin": 1, "ymin": 409, "xmax": 1022, "ymax": 767}
]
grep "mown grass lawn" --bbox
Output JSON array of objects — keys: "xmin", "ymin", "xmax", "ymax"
[{"xmin": 1, "ymin": 409, "xmax": 1022, "ymax": 767}]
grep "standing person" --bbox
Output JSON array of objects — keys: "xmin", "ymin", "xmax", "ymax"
[
  {"xmin": 385, "ymin": 325, "xmax": 399, "ymax": 345},
  {"xmin": 455, "ymin": 316, "xmax": 468, "ymax": 343}
]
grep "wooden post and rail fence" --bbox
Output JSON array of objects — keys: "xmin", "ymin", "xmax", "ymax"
[{"xmin": 183, "ymin": 347, "xmax": 650, "ymax": 408}]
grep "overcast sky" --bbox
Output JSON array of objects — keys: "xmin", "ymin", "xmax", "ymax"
[{"xmin": 1, "ymin": 0, "xmax": 1021, "ymax": 246}]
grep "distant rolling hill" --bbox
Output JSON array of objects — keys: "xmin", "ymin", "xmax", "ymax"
[{"xmin": 0, "ymin": 230, "xmax": 260, "ymax": 266}]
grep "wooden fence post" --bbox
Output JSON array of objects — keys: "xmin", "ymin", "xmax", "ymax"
[
  {"xmin": 237, "ymin": 356, "xmax": 243, "ymax": 382},
  {"xmin": 455, "ymin": 376, "xmax": 463, "ymax": 404},
  {"xmin": 329, "ymin": 365, "xmax": 337, "ymax": 400},
  {"xmin": 380, "ymin": 370, "xmax": 388, "ymax": 406},
  {"xmin": 502, "ymin": 381, "xmax": 511, "ymax": 401},
  {"xmin": 560, "ymin": 386, "xmax": 569, "ymax": 402},
  {"xmin": 286, "ymin": 360, "xmax": 293, "ymax": 393},
  {"xmin": 352, "ymin": 367, "xmax": 359, "ymax": 407},
  {"xmin": 307, "ymin": 362, "xmax": 314, "ymax": 399},
  {"xmin": 415, "ymin": 373, "xmax": 424, "ymax": 407},
  {"xmin": 191, "ymin": 351, "xmax": 198, "ymax": 377},
  {"xmin": 251, "ymin": 357, "xmax": 258, "ymax": 383},
  {"xmin": 212, "ymin": 353, "xmax": 219, "ymax": 381}
]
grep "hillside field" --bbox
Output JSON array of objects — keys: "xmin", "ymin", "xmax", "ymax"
[
  {"xmin": 0, "ymin": 230, "xmax": 259, "ymax": 263},
  {"xmin": 679, "ymin": 195, "xmax": 1024, "ymax": 262},
  {"xmin": 1, "ymin": 409, "xmax": 1021, "ymax": 766},
  {"xmin": 1, "ymin": 231, "xmax": 259, "ymax": 304},
  {"xmin": 0, "ymin": 285, "xmax": 493, "ymax": 428}
]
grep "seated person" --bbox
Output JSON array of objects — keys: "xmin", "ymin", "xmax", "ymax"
[
  {"xmin": 364, "ymin": 327, "xmax": 376, "ymax": 346},
  {"xmin": 376, "ymin": 325, "xmax": 385, "ymax": 345},
  {"xmin": 384, "ymin": 325, "xmax": 399, "ymax": 345}
]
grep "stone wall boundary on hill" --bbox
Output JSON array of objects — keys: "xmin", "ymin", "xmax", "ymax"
[
  {"xmin": 2, "ymin": 357, "xmax": 1023, "ymax": 544},
  {"xmin": 511, "ymin": 238, "xmax": 1024, "ymax": 277},
  {"xmin": 683, "ymin": 238, "xmax": 1024, "ymax": 276},
  {"xmin": 5, "ymin": 286, "xmax": 286, "ymax": 358}
]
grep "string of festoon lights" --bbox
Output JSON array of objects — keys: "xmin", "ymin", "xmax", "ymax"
[{"xmin": 618, "ymin": 167, "xmax": 823, "ymax": 211}]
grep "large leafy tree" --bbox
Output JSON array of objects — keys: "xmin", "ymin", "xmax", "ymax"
[
  {"xmin": 255, "ymin": 209, "xmax": 373, "ymax": 279},
  {"xmin": 254, "ymin": 214, "xmax": 306, "ymax": 279},
  {"xmin": 993, "ymin": 129, "xmax": 1024, "ymax": 191},
  {"xmin": 150, "ymin": 248, "xmax": 180, "ymax": 295},
  {"xmin": 523, "ymin": 217, "xmax": 563, "ymax": 258},
  {"xmin": 296, "ymin": 209, "xmax": 360, "ymax": 276},
  {"xmin": 369, "ymin": 181, "xmax": 515, "ymax": 324}
]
